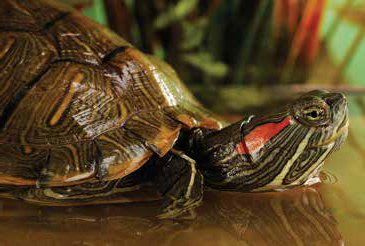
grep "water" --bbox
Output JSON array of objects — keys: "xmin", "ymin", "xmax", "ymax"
[{"xmin": 0, "ymin": 95, "xmax": 364, "ymax": 246}]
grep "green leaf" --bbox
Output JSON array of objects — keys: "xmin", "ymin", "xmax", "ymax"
[
  {"xmin": 180, "ymin": 18, "xmax": 208, "ymax": 50},
  {"xmin": 154, "ymin": 0, "xmax": 199, "ymax": 29},
  {"xmin": 183, "ymin": 52, "xmax": 229, "ymax": 78},
  {"xmin": 83, "ymin": 0, "xmax": 107, "ymax": 25},
  {"xmin": 59, "ymin": 1, "xmax": 107, "ymax": 25}
]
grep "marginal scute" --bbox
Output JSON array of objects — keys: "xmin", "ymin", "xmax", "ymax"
[
  {"xmin": 166, "ymin": 105, "xmax": 224, "ymax": 130},
  {"xmin": 38, "ymin": 141, "xmax": 100, "ymax": 186},
  {"xmin": 0, "ymin": 144, "xmax": 48, "ymax": 186},
  {"xmin": 96, "ymin": 128, "xmax": 153, "ymax": 181}
]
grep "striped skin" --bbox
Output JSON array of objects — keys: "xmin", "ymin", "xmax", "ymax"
[
  {"xmin": 0, "ymin": 0, "xmax": 221, "ymax": 191},
  {"xmin": 196, "ymin": 91, "xmax": 348, "ymax": 192}
]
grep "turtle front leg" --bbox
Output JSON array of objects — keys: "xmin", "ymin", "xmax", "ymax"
[{"xmin": 154, "ymin": 150, "xmax": 203, "ymax": 219}]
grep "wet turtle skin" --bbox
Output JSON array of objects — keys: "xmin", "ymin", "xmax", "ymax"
[{"xmin": 0, "ymin": 0, "xmax": 349, "ymax": 218}]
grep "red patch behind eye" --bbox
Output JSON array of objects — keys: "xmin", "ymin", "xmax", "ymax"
[{"xmin": 236, "ymin": 116, "xmax": 293, "ymax": 155}]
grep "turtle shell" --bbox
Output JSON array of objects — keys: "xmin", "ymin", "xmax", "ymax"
[{"xmin": 0, "ymin": 0, "xmax": 221, "ymax": 187}]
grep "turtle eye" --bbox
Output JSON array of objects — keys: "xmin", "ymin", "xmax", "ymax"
[
  {"xmin": 300, "ymin": 106, "xmax": 329, "ymax": 125},
  {"xmin": 303, "ymin": 107, "xmax": 323, "ymax": 121},
  {"xmin": 292, "ymin": 95, "xmax": 331, "ymax": 126}
]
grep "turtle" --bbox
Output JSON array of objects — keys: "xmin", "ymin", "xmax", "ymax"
[{"xmin": 0, "ymin": 0, "xmax": 348, "ymax": 218}]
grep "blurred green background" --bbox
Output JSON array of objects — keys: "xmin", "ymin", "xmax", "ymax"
[{"xmin": 62, "ymin": 0, "xmax": 365, "ymax": 87}]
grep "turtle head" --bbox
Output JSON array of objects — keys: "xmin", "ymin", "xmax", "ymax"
[{"xmin": 198, "ymin": 90, "xmax": 348, "ymax": 191}]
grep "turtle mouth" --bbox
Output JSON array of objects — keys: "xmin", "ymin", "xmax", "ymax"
[{"xmin": 312, "ymin": 120, "xmax": 349, "ymax": 148}]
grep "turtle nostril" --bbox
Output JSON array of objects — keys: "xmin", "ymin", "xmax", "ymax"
[{"xmin": 325, "ymin": 93, "xmax": 346, "ymax": 106}]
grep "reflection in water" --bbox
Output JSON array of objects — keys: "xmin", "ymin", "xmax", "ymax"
[
  {"xmin": 0, "ymin": 186, "xmax": 342, "ymax": 245},
  {"xmin": 201, "ymin": 187, "xmax": 343, "ymax": 245}
]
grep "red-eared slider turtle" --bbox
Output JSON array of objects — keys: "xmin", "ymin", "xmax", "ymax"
[{"xmin": 0, "ymin": 0, "xmax": 348, "ymax": 218}]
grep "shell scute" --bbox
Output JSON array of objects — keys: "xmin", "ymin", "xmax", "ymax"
[
  {"xmin": 0, "ymin": 0, "xmax": 72, "ymax": 32},
  {"xmin": 96, "ymin": 128, "xmax": 152, "ymax": 182},
  {"xmin": 0, "ymin": 62, "xmax": 125, "ymax": 145},
  {"xmin": 49, "ymin": 12, "xmax": 131, "ymax": 65},
  {"xmin": 0, "ymin": 31, "xmax": 58, "ymax": 136},
  {"xmin": 0, "ymin": 0, "xmax": 222, "ymax": 186}
]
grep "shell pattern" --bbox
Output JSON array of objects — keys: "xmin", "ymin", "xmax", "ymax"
[{"xmin": 0, "ymin": 0, "xmax": 221, "ymax": 187}]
